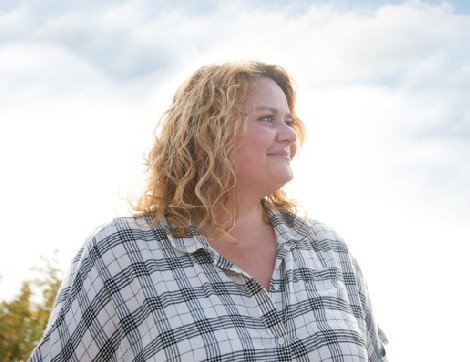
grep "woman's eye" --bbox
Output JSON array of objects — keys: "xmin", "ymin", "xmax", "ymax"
[{"xmin": 259, "ymin": 114, "xmax": 274, "ymax": 122}]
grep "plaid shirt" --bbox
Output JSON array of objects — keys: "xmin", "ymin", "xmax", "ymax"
[{"xmin": 29, "ymin": 208, "xmax": 387, "ymax": 361}]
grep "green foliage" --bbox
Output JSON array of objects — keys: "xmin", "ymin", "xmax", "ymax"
[{"xmin": 0, "ymin": 253, "xmax": 63, "ymax": 361}]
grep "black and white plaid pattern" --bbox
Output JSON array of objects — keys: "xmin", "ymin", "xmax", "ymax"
[{"xmin": 29, "ymin": 208, "xmax": 387, "ymax": 361}]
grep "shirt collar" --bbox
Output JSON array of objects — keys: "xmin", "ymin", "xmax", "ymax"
[
  {"xmin": 165, "ymin": 206, "xmax": 314, "ymax": 255},
  {"xmin": 166, "ymin": 222, "xmax": 211, "ymax": 255},
  {"xmin": 265, "ymin": 207, "xmax": 314, "ymax": 250}
]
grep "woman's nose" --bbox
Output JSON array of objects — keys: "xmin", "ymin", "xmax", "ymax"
[{"xmin": 277, "ymin": 122, "xmax": 297, "ymax": 145}]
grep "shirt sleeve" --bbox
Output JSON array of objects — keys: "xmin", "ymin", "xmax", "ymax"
[
  {"xmin": 28, "ymin": 234, "xmax": 120, "ymax": 361},
  {"xmin": 351, "ymin": 256, "xmax": 388, "ymax": 361}
]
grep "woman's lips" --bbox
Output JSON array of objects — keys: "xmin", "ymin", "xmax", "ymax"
[{"xmin": 267, "ymin": 151, "xmax": 290, "ymax": 160}]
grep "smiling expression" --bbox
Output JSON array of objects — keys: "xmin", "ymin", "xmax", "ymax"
[{"xmin": 232, "ymin": 77, "xmax": 298, "ymax": 198}]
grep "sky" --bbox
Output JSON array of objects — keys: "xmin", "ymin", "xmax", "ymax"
[{"xmin": 0, "ymin": 0, "xmax": 469, "ymax": 360}]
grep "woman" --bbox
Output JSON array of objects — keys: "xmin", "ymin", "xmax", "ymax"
[{"xmin": 29, "ymin": 61, "xmax": 388, "ymax": 361}]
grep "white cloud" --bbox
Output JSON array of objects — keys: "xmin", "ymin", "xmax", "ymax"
[{"xmin": 0, "ymin": 43, "xmax": 111, "ymax": 99}]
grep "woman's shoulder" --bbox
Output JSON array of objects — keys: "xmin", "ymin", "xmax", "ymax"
[
  {"xmin": 307, "ymin": 218, "xmax": 351, "ymax": 254},
  {"xmin": 306, "ymin": 218, "xmax": 345, "ymax": 242},
  {"xmin": 275, "ymin": 209, "xmax": 344, "ymax": 240},
  {"xmin": 88, "ymin": 214, "xmax": 167, "ymax": 242},
  {"xmin": 276, "ymin": 209, "xmax": 351, "ymax": 254},
  {"xmin": 73, "ymin": 215, "xmax": 171, "ymax": 263}
]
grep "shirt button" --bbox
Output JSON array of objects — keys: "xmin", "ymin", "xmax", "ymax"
[{"xmin": 277, "ymin": 336, "xmax": 286, "ymax": 345}]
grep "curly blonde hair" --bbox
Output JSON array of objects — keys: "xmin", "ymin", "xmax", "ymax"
[{"xmin": 133, "ymin": 60, "xmax": 306, "ymax": 237}]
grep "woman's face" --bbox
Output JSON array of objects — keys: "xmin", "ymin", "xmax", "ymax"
[{"xmin": 232, "ymin": 77, "xmax": 297, "ymax": 197}]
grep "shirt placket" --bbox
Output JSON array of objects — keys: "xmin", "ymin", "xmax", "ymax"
[
  {"xmin": 211, "ymin": 253, "xmax": 287, "ymax": 346},
  {"xmin": 267, "ymin": 240, "xmax": 295, "ymax": 344},
  {"xmin": 244, "ymin": 276, "xmax": 288, "ymax": 348}
]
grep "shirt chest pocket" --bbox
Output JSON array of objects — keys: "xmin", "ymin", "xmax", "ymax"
[{"xmin": 291, "ymin": 266, "xmax": 364, "ymax": 335}]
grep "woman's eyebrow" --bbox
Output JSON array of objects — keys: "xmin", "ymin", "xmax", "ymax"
[{"xmin": 254, "ymin": 106, "xmax": 293, "ymax": 119}]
